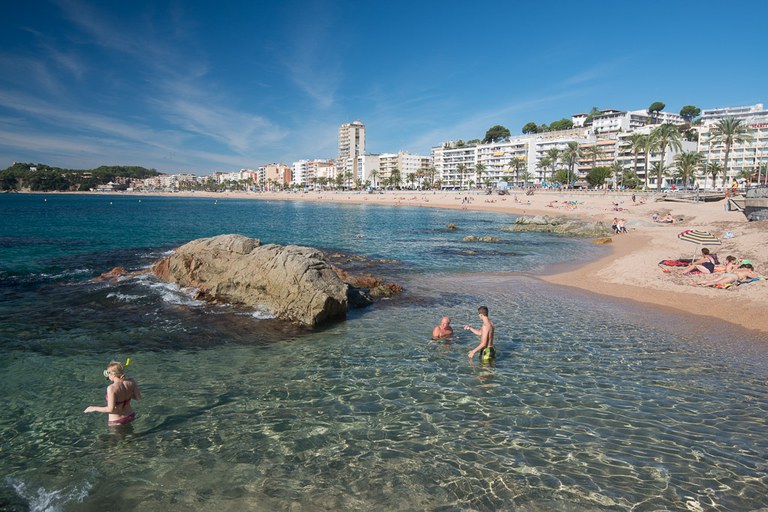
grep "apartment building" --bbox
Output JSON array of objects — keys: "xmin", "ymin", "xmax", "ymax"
[
  {"xmin": 697, "ymin": 104, "xmax": 768, "ymax": 186},
  {"xmin": 260, "ymin": 164, "xmax": 291, "ymax": 189},
  {"xmin": 377, "ymin": 151, "xmax": 431, "ymax": 187},
  {"xmin": 337, "ymin": 121, "xmax": 366, "ymax": 181},
  {"xmin": 357, "ymin": 154, "xmax": 380, "ymax": 185}
]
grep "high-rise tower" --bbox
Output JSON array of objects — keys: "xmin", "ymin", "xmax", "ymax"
[{"xmin": 338, "ymin": 120, "xmax": 366, "ymax": 181}]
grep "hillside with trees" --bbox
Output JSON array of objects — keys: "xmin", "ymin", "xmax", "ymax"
[{"xmin": 0, "ymin": 163, "xmax": 160, "ymax": 191}]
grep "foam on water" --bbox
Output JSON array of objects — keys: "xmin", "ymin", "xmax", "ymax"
[{"xmin": 6, "ymin": 477, "xmax": 92, "ymax": 512}]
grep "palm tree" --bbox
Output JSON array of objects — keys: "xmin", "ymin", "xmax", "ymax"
[
  {"xmin": 651, "ymin": 161, "xmax": 669, "ymax": 190},
  {"xmin": 581, "ymin": 143, "xmax": 602, "ymax": 174},
  {"xmin": 673, "ymin": 151, "xmax": 704, "ymax": 188},
  {"xmin": 709, "ymin": 117, "xmax": 754, "ymax": 187},
  {"xmin": 519, "ymin": 169, "xmax": 533, "ymax": 188},
  {"xmin": 474, "ymin": 163, "xmax": 486, "ymax": 189},
  {"xmin": 369, "ymin": 169, "xmax": 379, "ymax": 189},
  {"xmin": 545, "ymin": 147, "xmax": 561, "ymax": 182},
  {"xmin": 706, "ymin": 161, "xmax": 722, "ymax": 190},
  {"xmin": 456, "ymin": 164, "xmax": 467, "ymax": 190},
  {"xmin": 537, "ymin": 156, "xmax": 552, "ymax": 184},
  {"xmin": 625, "ymin": 133, "xmax": 646, "ymax": 182},
  {"xmin": 560, "ymin": 142, "xmax": 580, "ymax": 186},
  {"xmin": 390, "ymin": 167, "xmax": 402, "ymax": 189},
  {"xmin": 651, "ymin": 123, "xmax": 682, "ymax": 190},
  {"xmin": 640, "ymin": 134, "xmax": 657, "ymax": 191},
  {"xmin": 609, "ymin": 161, "xmax": 625, "ymax": 189},
  {"xmin": 508, "ymin": 157, "xmax": 525, "ymax": 186}
]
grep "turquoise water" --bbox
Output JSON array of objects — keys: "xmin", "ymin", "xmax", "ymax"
[{"xmin": 1, "ymin": 193, "xmax": 766, "ymax": 511}]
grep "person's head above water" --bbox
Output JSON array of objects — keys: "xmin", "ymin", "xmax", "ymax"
[
  {"xmin": 440, "ymin": 316, "xmax": 451, "ymax": 327},
  {"xmin": 477, "ymin": 306, "xmax": 489, "ymax": 317}
]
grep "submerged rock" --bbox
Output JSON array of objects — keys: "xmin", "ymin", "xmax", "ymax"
[
  {"xmin": 151, "ymin": 234, "xmax": 348, "ymax": 326},
  {"xmin": 502, "ymin": 215, "xmax": 613, "ymax": 238},
  {"xmin": 462, "ymin": 235, "xmax": 501, "ymax": 243}
]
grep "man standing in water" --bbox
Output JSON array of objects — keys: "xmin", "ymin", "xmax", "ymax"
[
  {"xmin": 432, "ymin": 316, "xmax": 454, "ymax": 340},
  {"xmin": 464, "ymin": 306, "xmax": 495, "ymax": 361}
]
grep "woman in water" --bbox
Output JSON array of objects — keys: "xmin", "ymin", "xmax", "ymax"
[{"xmin": 84, "ymin": 361, "xmax": 141, "ymax": 425}]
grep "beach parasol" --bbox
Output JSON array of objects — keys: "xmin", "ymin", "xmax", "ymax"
[{"xmin": 677, "ymin": 229, "xmax": 721, "ymax": 261}]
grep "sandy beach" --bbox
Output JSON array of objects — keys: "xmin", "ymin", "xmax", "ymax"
[{"xmin": 100, "ymin": 188, "xmax": 767, "ymax": 334}]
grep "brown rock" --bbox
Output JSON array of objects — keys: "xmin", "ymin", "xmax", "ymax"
[{"xmin": 151, "ymin": 234, "xmax": 348, "ymax": 326}]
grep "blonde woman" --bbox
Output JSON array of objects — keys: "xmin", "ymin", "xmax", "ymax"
[{"xmin": 84, "ymin": 361, "xmax": 141, "ymax": 425}]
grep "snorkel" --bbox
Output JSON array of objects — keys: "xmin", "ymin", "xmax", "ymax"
[{"xmin": 103, "ymin": 357, "xmax": 131, "ymax": 380}]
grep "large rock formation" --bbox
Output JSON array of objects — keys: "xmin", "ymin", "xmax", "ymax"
[
  {"xmin": 502, "ymin": 215, "xmax": 613, "ymax": 237},
  {"xmin": 151, "ymin": 234, "xmax": 348, "ymax": 326}
]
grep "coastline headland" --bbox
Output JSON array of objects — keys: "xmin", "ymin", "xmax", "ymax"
[{"xmin": 46, "ymin": 188, "xmax": 768, "ymax": 334}]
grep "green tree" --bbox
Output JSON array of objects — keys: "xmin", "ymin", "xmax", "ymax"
[
  {"xmin": 679, "ymin": 105, "xmax": 701, "ymax": 124},
  {"xmin": 537, "ymin": 156, "xmax": 552, "ymax": 183},
  {"xmin": 673, "ymin": 151, "xmax": 704, "ymax": 188},
  {"xmin": 648, "ymin": 101, "xmax": 666, "ymax": 124},
  {"xmin": 651, "ymin": 123, "xmax": 683, "ymax": 190},
  {"xmin": 625, "ymin": 133, "xmax": 646, "ymax": 185},
  {"xmin": 369, "ymin": 169, "xmax": 379, "ymax": 188},
  {"xmin": 553, "ymin": 169, "xmax": 569, "ymax": 184},
  {"xmin": 545, "ymin": 147, "xmax": 560, "ymax": 182},
  {"xmin": 390, "ymin": 167, "xmax": 402, "ymax": 189},
  {"xmin": 583, "ymin": 107, "xmax": 601, "ymax": 126},
  {"xmin": 548, "ymin": 118, "xmax": 574, "ymax": 131},
  {"xmin": 519, "ymin": 169, "xmax": 533, "ymax": 187},
  {"xmin": 508, "ymin": 157, "xmax": 526, "ymax": 186},
  {"xmin": 586, "ymin": 166, "xmax": 612, "ymax": 187},
  {"xmin": 474, "ymin": 163, "xmax": 486, "ymax": 189},
  {"xmin": 609, "ymin": 161, "xmax": 625, "ymax": 188},
  {"xmin": 709, "ymin": 117, "xmax": 754, "ymax": 186},
  {"xmin": 651, "ymin": 161, "xmax": 669, "ymax": 189},
  {"xmin": 522, "ymin": 122, "xmax": 539, "ymax": 134},
  {"xmin": 483, "ymin": 125, "xmax": 511, "ymax": 143},
  {"xmin": 456, "ymin": 163, "xmax": 467, "ymax": 189},
  {"xmin": 560, "ymin": 141, "xmax": 580, "ymax": 185},
  {"xmin": 640, "ymin": 134, "xmax": 657, "ymax": 191}
]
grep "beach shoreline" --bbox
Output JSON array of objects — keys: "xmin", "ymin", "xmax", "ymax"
[{"xmin": 38, "ymin": 188, "xmax": 768, "ymax": 334}]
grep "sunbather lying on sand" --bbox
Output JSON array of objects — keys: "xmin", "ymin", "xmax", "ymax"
[{"xmin": 697, "ymin": 264, "xmax": 757, "ymax": 287}]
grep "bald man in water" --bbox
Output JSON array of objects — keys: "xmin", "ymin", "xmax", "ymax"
[{"xmin": 432, "ymin": 316, "xmax": 454, "ymax": 340}]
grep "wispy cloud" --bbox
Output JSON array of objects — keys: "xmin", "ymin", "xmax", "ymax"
[{"xmin": 276, "ymin": 1, "xmax": 341, "ymax": 109}]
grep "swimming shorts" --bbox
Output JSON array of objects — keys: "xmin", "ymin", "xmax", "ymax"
[
  {"xmin": 108, "ymin": 412, "xmax": 136, "ymax": 426},
  {"xmin": 480, "ymin": 347, "xmax": 496, "ymax": 361}
]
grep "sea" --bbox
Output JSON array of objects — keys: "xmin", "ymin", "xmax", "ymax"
[{"xmin": 1, "ymin": 192, "xmax": 766, "ymax": 512}]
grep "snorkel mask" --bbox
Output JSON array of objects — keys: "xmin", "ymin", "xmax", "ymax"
[{"xmin": 103, "ymin": 357, "xmax": 131, "ymax": 379}]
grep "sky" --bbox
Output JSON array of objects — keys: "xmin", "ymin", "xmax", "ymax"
[{"xmin": 1, "ymin": 0, "xmax": 766, "ymax": 175}]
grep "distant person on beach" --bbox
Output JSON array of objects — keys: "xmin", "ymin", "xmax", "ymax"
[
  {"xmin": 698, "ymin": 264, "xmax": 758, "ymax": 287},
  {"xmin": 464, "ymin": 306, "xmax": 495, "ymax": 361},
  {"xmin": 84, "ymin": 361, "xmax": 141, "ymax": 426},
  {"xmin": 432, "ymin": 316, "xmax": 454, "ymax": 340}
]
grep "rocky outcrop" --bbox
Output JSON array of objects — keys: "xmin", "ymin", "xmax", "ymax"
[
  {"xmin": 151, "ymin": 234, "xmax": 348, "ymax": 326},
  {"xmin": 502, "ymin": 215, "xmax": 613, "ymax": 238}
]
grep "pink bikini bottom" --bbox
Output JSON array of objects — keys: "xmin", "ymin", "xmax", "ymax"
[{"xmin": 108, "ymin": 412, "xmax": 136, "ymax": 426}]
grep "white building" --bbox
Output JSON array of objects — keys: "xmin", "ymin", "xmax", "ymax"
[
  {"xmin": 698, "ymin": 103, "xmax": 768, "ymax": 187},
  {"xmin": 337, "ymin": 121, "xmax": 366, "ymax": 181},
  {"xmin": 357, "ymin": 154, "xmax": 380, "ymax": 185},
  {"xmin": 377, "ymin": 151, "xmax": 431, "ymax": 187}
]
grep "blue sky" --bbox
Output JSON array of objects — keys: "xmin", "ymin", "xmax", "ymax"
[{"xmin": 1, "ymin": 0, "xmax": 766, "ymax": 175}]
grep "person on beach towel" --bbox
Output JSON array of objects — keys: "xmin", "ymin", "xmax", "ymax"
[
  {"xmin": 464, "ymin": 306, "xmax": 495, "ymax": 361},
  {"xmin": 697, "ymin": 264, "xmax": 758, "ymax": 288},
  {"xmin": 84, "ymin": 361, "xmax": 141, "ymax": 426},
  {"xmin": 680, "ymin": 248, "xmax": 717, "ymax": 274}
]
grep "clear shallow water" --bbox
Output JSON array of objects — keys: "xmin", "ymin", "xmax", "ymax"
[{"xmin": 1, "ymin": 194, "xmax": 766, "ymax": 511}]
